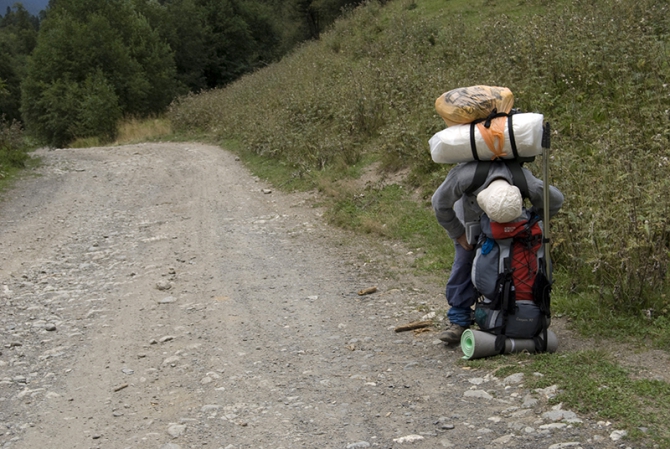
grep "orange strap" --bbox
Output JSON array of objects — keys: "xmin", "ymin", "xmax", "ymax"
[{"xmin": 476, "ymin": 117, "xmax": 508, "ymax": 159}]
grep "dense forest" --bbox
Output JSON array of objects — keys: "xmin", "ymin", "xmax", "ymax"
[{"xmin": 0, "ymin": 0, "xmax": 365, "ymax": 147}]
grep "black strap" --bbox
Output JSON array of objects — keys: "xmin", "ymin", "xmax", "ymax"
[
  {"xmin": 508, "ymin": 113, "xmax": 519, "ymax": 159},
  {"xmin": 465, "ymin": 161, "xmax": 491, "ymax": 195},
  {"xmin": 506, "ymin": 159, "xmax": 530, "ymax": 199},
  {"xmin": 469, "ymin": 122, "xmax": 479, "ymax": 161},
  {"xmin": 494, "ymin": 258, "xmax": 516, "ymax": 354}
]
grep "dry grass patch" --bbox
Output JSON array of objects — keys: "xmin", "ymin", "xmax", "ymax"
[{"xmin": 115, "ymin": 117, "xmax": 172, "ymax": 145}]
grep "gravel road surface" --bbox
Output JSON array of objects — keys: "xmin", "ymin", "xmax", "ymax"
[{"xmin": 0, "ymin": 143, "xmax": 636, "ymax": 448}]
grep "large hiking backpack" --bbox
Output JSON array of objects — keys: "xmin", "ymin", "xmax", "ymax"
[{"xmin": 471, "ymin": 211, "xmax": 552, "ymax": 353}]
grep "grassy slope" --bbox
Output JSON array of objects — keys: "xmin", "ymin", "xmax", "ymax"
[
  {"xmin": 169, "ymin": 0, "xmax": 670, "ymax": 344},
  {"xmin": 167, "ymin": 1, "xmax": 670, "ymax": 444}
]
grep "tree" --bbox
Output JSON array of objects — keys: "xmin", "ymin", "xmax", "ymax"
[
  {"xmin": 0, "ymin": 3, "xmax": 39, "ymax": 122},
  {"xmin": 134, "ymin": 0, "xmax": 209, "ymax": 92},
  {"xmin": 192, "ymin": 0, "xmax": 283, "ymax": 88},
  {"xmin": 21, "ymin": 0, "xmax": 178, "ymax": 146},
  {"xmin": 269, "ymin": 0, "xmax": 363, "ymax": 48}
]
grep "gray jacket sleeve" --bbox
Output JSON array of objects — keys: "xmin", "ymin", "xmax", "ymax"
[
  {"xmin": 431, "ymin": 163, "xmax": 477, "ymax": 240},
  {"xmin": 522, "ymin": 166, "xmax": 564, "ymax": 218}
]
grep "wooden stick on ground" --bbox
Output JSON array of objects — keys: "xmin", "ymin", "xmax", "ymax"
[{"xmin": 394, "ymin": 320, "xmax": 433, "ymax": 333}]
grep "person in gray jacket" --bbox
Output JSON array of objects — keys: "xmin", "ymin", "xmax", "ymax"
[{"xmin": 432, "ymin": 160, "xmax": 564, "ymax": 344}]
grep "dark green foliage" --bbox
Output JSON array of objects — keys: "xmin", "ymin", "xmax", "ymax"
[
  {"xmin": 136, "ymin": 0, "xmax": 283, "ymax": 93},
  {"xmin": 21, "ymin": 0, "xmax": 178, "ymax": 147},
  {"xmin": 135, "ymin": 0, "xmax": 209, "ymax": 92},
  {"xmin": 0, "ymin": 3, "xmax": 39, "ymax": 122}
]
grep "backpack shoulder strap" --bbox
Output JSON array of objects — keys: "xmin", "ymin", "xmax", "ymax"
[
  {"xmin": 506, "ymin": 160, "xmax": 530, "ymax": 199},
  {"xmin": 465, "ymin": 161, "xmax": 492, "ymax": 195},
  {"xmin": 465, "ymin": 160, "xmax": 530, "ymax": 199}
]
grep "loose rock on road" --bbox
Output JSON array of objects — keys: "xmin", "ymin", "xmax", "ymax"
[{"xmin": 0, "ymin": 143, "xmax": 626, "ymax": 448}]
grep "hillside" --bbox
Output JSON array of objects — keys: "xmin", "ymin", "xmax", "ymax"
[{"xmin": 168, "ymin": 0, "xmax": 670, "ymax": 343}]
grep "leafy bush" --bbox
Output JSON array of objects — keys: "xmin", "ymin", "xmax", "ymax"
[
  {"xmin": 168, "ymin": 0, "xmax": 670, "ymax": 315},
  {"xmin": 0, "ymin": 115, "xmax": 29, "ymax": 176}
]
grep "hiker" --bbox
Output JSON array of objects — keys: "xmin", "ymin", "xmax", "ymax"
[{"xmin": 432, "ymin": 160, "xmax": 564, "ymax": 344}]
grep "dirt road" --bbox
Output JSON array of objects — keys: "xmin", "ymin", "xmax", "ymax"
[{"xmin": 0, "ymin": 143, "xmax": 632, "ymax": 448}]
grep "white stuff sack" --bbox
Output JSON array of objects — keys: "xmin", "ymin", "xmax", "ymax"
[{"xmin": 429, "ymin": 113, "xmax": 544, "ymax": 164}]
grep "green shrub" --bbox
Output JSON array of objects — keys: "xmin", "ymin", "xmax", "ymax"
[{"xmin": 0, "ymin": 115, "xmax": 29, "ymax": 175}]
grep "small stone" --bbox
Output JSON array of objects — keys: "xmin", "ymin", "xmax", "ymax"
[
  {"xmin": 162, "ymin": 356, "xmax": 180, "ymax": 366},
  {"xmin": 610, "ymin": 430, "xmax": 627, "ymax": 441},
  {"xmin": 45, "ymin": 323, "xmax": 57, "ymax": 332},
  {"xmin": 167, "ymin": 424, "xmax": 186, "ymax": 438},
  {"xmin": 491, "ymin": 434, "xmax": 514, "ymax": 444},
  {"xmin": 160, "ymin": 444, "xmax": 181, "ymax": 449},
  {"xmin": 522, "ymin": 394, "xmax": 538, "ymax": 408},
  {"xmin": 511, "ymin": 409, "xmax": 532, "ymax": 418},
  {"xmin": 440, "ymin": 424, "xmax": 455, "ymax": 430},
  {"xmin": 346, "ymin": 442, "xmax": 370, "ymax": 449},
  {"xmin": 158, "ymin": 297, "xmax": 176, "ymax": 304},
  {"xmin": 543, "ymin": 406, "xmax": 579, "ymax": 422},
  {"xmin": 201, "ymin": 405, "xmax": 220, "ymax": 413},
  {"xmin": 92, "ymin": 434, "xmax": 102, "ymax": 440},
  {"xmin": 503, "ymin": 373, "xmax": 524, "ymax": 385},
  {"xmin": 156, "ymin": 281, "xmax": 172, "ymax": 291},
  {"xmin": 463, "ymin": 390, "xmax": 493, "ymax": 400},
  {"xmin": 121, "ymin": 368, "xmax": 134, "ymax": 375},
  {"xmin": 393, "ymin": 435, "xmax": 424, "ymax": 443},
  {"xmin": 539, "ymin": 423, "xmax": 567, "ymax": 430},
  {"xmin": 160, "ymin": 335, "xmax": 175, "ymax": 343},
  {"xmin": 535, "ymin": 385, "xmax": 558, "ymax": 399}
]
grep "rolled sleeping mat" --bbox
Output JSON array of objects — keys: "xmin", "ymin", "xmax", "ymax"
[
  {"xmin": 460, "ymin": 328, "xmax": 558, "ymax": 360},
  {"xmin": 429, "ymin": 113, "xmax": 544, "ymax": 164}
]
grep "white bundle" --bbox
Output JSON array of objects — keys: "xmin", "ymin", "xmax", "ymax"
[{"xmin": 429, "ymin": 113, "xmax": 544, "ymax": 164}]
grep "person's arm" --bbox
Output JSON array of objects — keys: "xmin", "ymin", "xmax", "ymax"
[
  {"xmin": 432, "ymin": 164, "xmax": 470, "ymax": 240},
  {"xmin": 523, "ymin": 167, "xmax": 564, "ymax": 217}
]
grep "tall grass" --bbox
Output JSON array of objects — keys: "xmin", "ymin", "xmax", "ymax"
[
  {"xmin": 0, "ymin": 115, "xmax": 30, "ymax": 180},
  {"xmin": 168, "ymin": 0, "xmax": 670, "ymax": 321},
  {"xmin": 68, "ymin": 116, "xmax": 174, "ymax": 148},
  {"xmin": 114, "ymin": 116, "xmax": 172, "ymax": 144}
]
